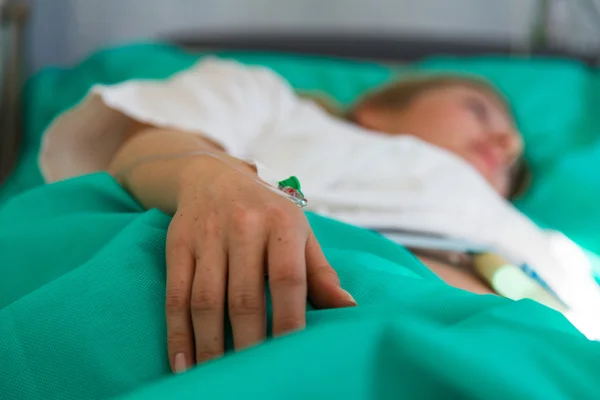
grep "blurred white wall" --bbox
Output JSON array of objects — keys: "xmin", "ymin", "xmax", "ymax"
[{"xmin": 25, "ymin": 0, "xmax": 598, "ymax": 72}]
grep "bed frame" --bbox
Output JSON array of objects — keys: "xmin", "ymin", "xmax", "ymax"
[{"xmin": 172, "ymin": 32, "xmax": 598, "ymax": 64}]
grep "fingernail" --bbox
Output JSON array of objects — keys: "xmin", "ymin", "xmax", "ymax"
[
  {"xmin": 174, "ymin": 353, "xmax": 188, "ymax": 374},
  {"xmin": 341, "ymin": 289, "xmax": 357, "ymax": 306}
]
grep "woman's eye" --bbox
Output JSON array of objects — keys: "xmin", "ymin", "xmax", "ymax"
[{"xmin": 466, "ymin": 98, "xmax": 489, "ymax": 122}]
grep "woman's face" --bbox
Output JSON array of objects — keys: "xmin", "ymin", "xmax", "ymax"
[{"xmin": 355, "ymin": 85, "xmax": 523, "ymax": 196}]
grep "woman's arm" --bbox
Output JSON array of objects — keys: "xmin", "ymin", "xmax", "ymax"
[
  {"xmin": 108, "ymin": 123, "xmax": 356, "ymax": 372},
  {"xmin": 107, "ymin": 122, "xmax": 253, "ymax": 214},
  {"xmin": 41, "ymin": 57, "xmax": 356, "ymax": 371}
]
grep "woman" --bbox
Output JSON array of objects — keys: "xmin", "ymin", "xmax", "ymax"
[{"xmin": 40, "ymin": 57, "xmax": 545, "ymax": 373}]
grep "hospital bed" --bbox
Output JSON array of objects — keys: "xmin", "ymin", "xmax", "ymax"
[{"xmin": 4, "ymin": 5, "xmax": 600, "ymax": 399}]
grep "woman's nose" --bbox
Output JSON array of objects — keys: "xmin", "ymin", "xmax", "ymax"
[{"xmin": 491, "ymin": 130, "xmax": 523, "ymax": 163}]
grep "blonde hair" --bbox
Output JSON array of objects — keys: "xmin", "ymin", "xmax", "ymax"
[{"xmin": 354, "ymin": 74, "xmax": 512, "ymax": 117}]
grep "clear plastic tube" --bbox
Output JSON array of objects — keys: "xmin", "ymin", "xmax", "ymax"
[{"xmin": 115, "ymin": 150, "xmax": 307, "ymax": 208}]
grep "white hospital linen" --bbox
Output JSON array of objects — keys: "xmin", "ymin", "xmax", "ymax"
[{"xmin": 39, "ymin": 58, "xmax": 600, "ymax": 336}]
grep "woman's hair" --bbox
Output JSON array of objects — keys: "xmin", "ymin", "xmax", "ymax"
[
  {"xmin": 299, "ymin": 74, "xmax": 529, "ymax": 199},
  {"xmin": 354, "ymin": 74, "xmax": 512, "ymax": 116}
]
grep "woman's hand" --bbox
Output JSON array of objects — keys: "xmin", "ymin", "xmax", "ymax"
[
  {"xmin": 164, "ymin": 157, "xmax": 356, "ymax": 372},
  {"xmin": 107, "ymin": 126, "xmax": 356, "ymax": 373}
]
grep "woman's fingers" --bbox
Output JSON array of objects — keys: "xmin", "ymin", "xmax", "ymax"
[
  {"xmin": 267, "ymin": 213, "xmax": 308, "ymax": 337},
  {"xmin": 305, "ymin": 233, "xmax": 357, "ymax": 309},
  {"xmin": 166, "ymin": 200, "xmax": 355, "ymax": 373},
  {"xmin": 165, "ymin": 233, "xmax": 196, "ymax": 373},
  {"xmin": 191, "ymin": 224, "xmax": 228, "ymax": 364},
  {"xmin": 227, "ymin": 209, "xmax": 267, "ymax": 350}
]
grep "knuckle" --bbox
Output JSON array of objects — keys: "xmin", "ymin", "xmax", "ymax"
[
  {"xmin": 167, "ymin": 330, "xmax": 190, "ymax": 348},
  {"xmin": 166, "ymin": 234, "xmax": 190, "ymax": 255},
  {"xmin": 229, "ymin": 291, "xmax": 264, "ymax": 317},
  {"xmin": 274, "ymin": 316, "xmax": 305, "ymax": 334},
  {"xmin": 165, "ymin": 290, "xmax": 189, "ymax": 313},
  {"xmin": 270, "ymin": 269, "xmax": 305, "ymax": 289},
  {"xmin": 200, "ymin": 214, "xmax": 220, "ymax": 238},
  {"xmin": 190, "ymin": 289, "xmax": 221, "ymax": 315},
  {"xmin": 309, "ymin": 263, "xmax": 339, "ymax": 282},
  {"xmin": 230, "ymin": 207, "xmax": 262, "ymax": 233},
  {"xmin": 196, "ymin": 350, "xmax": 222, "ymax": 363}
]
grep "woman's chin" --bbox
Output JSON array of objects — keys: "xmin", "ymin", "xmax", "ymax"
[{"xmin": 487, "ymin": 175, "xmax": 510, "ymax": 198}]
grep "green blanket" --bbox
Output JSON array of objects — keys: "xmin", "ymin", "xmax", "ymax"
[
  {"xmin": 3, "ymin": 43, "xmax": 600, "ymax": 399},
  {"xmin": 2, "ymin": 174, "xmax": 600, "ymax": 400}
]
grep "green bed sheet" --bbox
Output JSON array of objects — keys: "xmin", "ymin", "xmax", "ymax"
[
  {"xmin": 2, "ymin": 43, "xmax": 600, "ymax": 399},
  {"xmin": 2, "ymin": 173, "xmax": 600, "ymax": 400}
]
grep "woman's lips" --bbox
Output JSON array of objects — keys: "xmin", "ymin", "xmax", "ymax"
[{"xmin": 472, "ymin": 144, "xmax": 504, "ymax": 177}]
